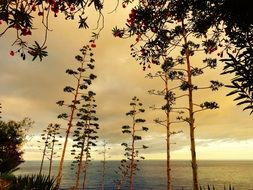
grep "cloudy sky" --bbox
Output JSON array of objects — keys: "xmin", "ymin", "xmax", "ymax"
[{"xmin": 0, "ymin": 2, "xmax": 253, "ymax": 161}]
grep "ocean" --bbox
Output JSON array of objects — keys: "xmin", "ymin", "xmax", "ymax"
[{"xmin": 15, "ymin": 160, "xmax": 253, "ymax": 190}]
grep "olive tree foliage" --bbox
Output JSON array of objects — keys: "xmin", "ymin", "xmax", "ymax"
[
  {"xmin": 0, "ymin": 117, "xmax": 33, "ymax": 175},
  {"xmin": 0, "ymin": 0, "xmax": 103, "ymax": 61}
]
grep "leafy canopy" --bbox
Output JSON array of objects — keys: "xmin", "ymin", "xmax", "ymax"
[
  {"xmin": 0, "ymin": 118, "xmax": 33, "ymax": 175},
  {"xmin": 0, "ymin": 0, "xmax": 103, "ymax": 61}
]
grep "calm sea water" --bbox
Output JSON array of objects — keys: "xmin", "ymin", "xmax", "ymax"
[{"xmin": 15, "ymin": 160, "xmax": 253, "ymax": 190}]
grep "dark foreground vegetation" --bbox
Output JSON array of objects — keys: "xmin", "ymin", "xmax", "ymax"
[{"xmin": 0, "ymin": 0, "xmax": 253, "ymax": 190}]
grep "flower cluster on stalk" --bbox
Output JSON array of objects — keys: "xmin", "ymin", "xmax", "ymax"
[
  {"xmin": 70, "ymin": 90, "xmax": 99, "ymax": 173},
  {"xmin": 56, "ymin": 44, "xmax": 97, "ymax": 188},
  {"xmin": 38, "ymin": 123, "xmax": 62, "ymax": 177}
]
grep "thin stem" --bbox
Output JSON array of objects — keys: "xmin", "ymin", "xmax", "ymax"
[
  {"xmin": 48, "ymin": 132, "xmax": 55, "ymax": 179},
  {"xmin": 55, "ymin": 60, "xmax": 85, "ymax": 189},
  {"xmin": 182, "ymin": 20, "xmax": 199, "ymax": 190},
  {"xmin": 129, "ymin": 106, "xmax": 136, "ymax": 190},
  {"xmin": 165, "ymin": 74, "xmax": 172, "ymax": 190}
]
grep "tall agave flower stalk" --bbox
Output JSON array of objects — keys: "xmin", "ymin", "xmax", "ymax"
[
  {"xmin": 55, "ymin": 45, "xmax": 97, "ymax": 189},
  {"xmin": 70, "ymin": 91, "xmax": 99, "ymax": 190},
  {"xmin": 115, "ymin": 97, "xmax": 148, "ymax": 190},
  {"xmin": 38, "ymin": 123, "xmax": 61, "ymax": 178},
  {"xmin": 113, "ymin": 1, "xmax": 223, "ymax": 189},
  {"xmin": 147, "ymin": 59, "xmax": 185, "ymax": 190}
]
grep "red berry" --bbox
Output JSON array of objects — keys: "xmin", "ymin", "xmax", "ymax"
[
  {"xmin": 27, "ymin": 30, "xmax": 32, "ymax": 35},
  {"xmin": 140, "ymin": 49, "xmax": 146, "ymax": 56},
  {"xmin": 21, "ymin": 28, "xmax": 28, "ymax": 36},
  {"xmin": 51, "ymin": 7, "xmax": 59, "ymax": 14},
  {"xmin": 91, "ymin": 43, "xmax": 96, "ymax": 48},
  {"xmin": 38, "ymin": 12, "xmax": 43, "ymax": 16},
  {"xmin": 49, "ymin": 0, "xmax": 56, "ymax": 5},
  {"xmin": 10, "ymin": 51, "xmax": 15, "ymax": 56},
  {"xmin": 32, "ymin": 5, "xmax": 36, "ymax": 11},
  {"xmin": 60, "ymin": 6, "xmax": 65, "ymax": 11},
  {"xmin": 152, "ymin": 59, "xmax": 158, "ymax": 64},
  {"xmin": 13, "ymin": 24, "xmax": 20, "ymax": 30}
]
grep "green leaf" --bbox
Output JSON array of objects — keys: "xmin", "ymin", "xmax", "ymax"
[
  {"xmin": 226, "ymin": 90, "xmax": 239, "ymax": 96},
  {"xmin": 28, "ymin": 41, "xmax": 48, "ymax": 61},
  {"xmin": 243, "ymin": 105, "xmax": 253, "ymax": 111},
  {"xmin": 78, "ymin": 16, "xmax": 89, "ymax": 29}
]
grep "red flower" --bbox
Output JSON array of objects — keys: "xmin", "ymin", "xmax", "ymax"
[
  {"xmin": 13, "ymin": 24, "xmax": 20, "ymax": 30},
  {"xmin": 21, "ymin": 28, "xmax": 32, "ymax": 36},
  {"xmin": 27, "ymin": 30, "xmax": 32, "ymax": 35},
  {"xmin": 10, "ymin": 51, "xmax": 15, "ymax": 56},
  {"xmin": 49, "ymin": 0, "xmax": 56, "ymax": 5},
  {"xmin": 91, "ymin": 43, "xmax": 96, "ymax": 48},
  {"xmin": 32, "ymin": 5, "xmax": 36, "ymax": 11},
  {"xmin": 51, "ymin": 6, "xmax": 59, "ymax": 14}
]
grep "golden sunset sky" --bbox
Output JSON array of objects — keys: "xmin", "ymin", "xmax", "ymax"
[{"xmin": 0, "ymin": 1, "xmax": 253, "ymax": 161}]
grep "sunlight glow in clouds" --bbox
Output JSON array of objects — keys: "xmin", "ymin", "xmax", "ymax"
[
  {"xmin": 23, "ymin": 136, "xmax": 253, "ymax": 160},
  {"xmin": 1, "ymin": 1, "xmax": 253, "ymax": 161}
]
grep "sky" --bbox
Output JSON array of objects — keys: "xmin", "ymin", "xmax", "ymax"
[{"xmin": 0, "ymin": 2, "xmax": 253, "ymax": 161}]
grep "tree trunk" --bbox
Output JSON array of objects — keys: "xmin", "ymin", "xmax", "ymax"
[
  {"xmin": 39, "ymin": 135, "xmax": 48, "ymax": 176},
  {"xmin": 74, "ymin": 122, "xmax": 88, "ymax": 190},
  {"xmin": 116, "ymin": 169, "xmax": 127, "ymax": 190},
  {"xmin": 55, "ymin": 127, "xmax": 71, "ymax": 189},
  {"xmin": 101, "ymin": 159, "xmax": 105, "ymax": 190},
  {"xmin": 165, "ymin": 75, "xmax": 172, "ymax": 190},
  {"xmin": 55, "ymin": 62, "xmax": 83, "ymax": 189},
  {"xmin": 101, "ymin": 143, "xmax": 106, "ymax": 190},
  {"xmin": 166, "ymin": 114, "xmax": 172, "ymax": 190},
  {"xmin": 129, "ymin": 108, "xmax": 136, "ymax": 190},
  {"xmin": 48, "ymin": 135, "xmax": 55, "ymax": 179},
  {"xmin": 182, "ymin": 21, "xmax": 199, "ymax": 190},
  {"xmin": 74, "ymin": 139, "xmax": 85, "ymax": 190},
  {"xmin": 82, "ymin": 154, "xmax": 89, "ymax": 190},
  {"xmin": 82, "ymin": 132, "xmax": 91, "ymax": 190}
]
